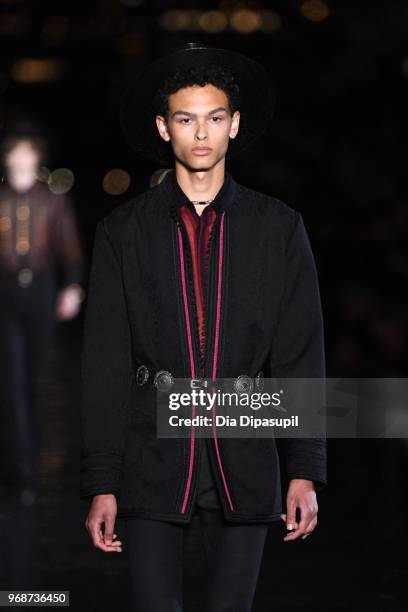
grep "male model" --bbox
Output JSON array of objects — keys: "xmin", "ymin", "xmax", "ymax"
[{"xmin": 80, "ymin": 43, "xmax": 327, "ymax": 611}]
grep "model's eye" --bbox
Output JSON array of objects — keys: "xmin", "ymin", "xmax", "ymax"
[
  {"xmin": 211, "ymin": 116, "xmax": 223, "ymax": 122},
  {"xmin": 179, "ymin": 118, "xmax": 191, "ymax": 124}
]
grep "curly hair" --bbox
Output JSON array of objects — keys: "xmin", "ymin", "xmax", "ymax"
[{"xmin": 153, "ymin": 63, "xmax": 241, "ymax": 120}]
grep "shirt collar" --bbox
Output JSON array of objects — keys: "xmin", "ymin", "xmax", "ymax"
[{"xmin": 160, "ymin": 168, "xmax": 237, "ymax": 222}]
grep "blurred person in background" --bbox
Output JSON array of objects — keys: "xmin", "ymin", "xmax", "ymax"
[{"xmin": 0, "ymin": 122, "xmax": 84, "ymax": 505}]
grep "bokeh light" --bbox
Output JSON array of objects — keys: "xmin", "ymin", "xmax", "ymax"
[
  {"xmin": 229, "ymin": 9, "xmax": 261, "ymax": 33},
  {"xmin": 36, "ymin": 166, "xmax": 51, "ymax": 184},
  {"xmin": 102, "ymin": 169, "xmax": 131, "ymax": 195},
  {"xmin": 186, "ymin": 10, "xmax": 203, "ymax": 31},
  {"xmin": 11, "ymin": 58, "xmax": 65, "ymax": 83},
  {"xmin": 300, "ymin": 0, "xmax": 330, "ymax": 23},
  {"xmin": 48, "ymin": 168, "xmax": 75, "ymax": 194},
  {"xmin": 158, "ymin": 9, "xmax": 192, "ymax": 32},
  {"xmin": 198, "ymin": 11, "xmax": 227, "ymax": 34}
]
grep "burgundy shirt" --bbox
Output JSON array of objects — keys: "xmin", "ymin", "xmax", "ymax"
[
  {"xmin": 177, "ymin": 189, "xmax": 222, "ymax": 510},
  {"xmin": 178, "ymin": 200, "xmax": 217, "ymax": 374}
]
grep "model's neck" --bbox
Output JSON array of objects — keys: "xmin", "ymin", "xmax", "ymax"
[{"xmin": 174, "ymin": 161, "xmax": 225, "ymax": 210}]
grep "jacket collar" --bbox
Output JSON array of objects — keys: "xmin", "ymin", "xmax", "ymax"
[{"xmin": 160, "ymin": 168, "xmax": 237, "ymax": 222}]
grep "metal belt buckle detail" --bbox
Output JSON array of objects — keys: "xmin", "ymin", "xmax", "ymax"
[
  {"xmin": 234, "ymin": 374, "xmax": 254, "ymax": 395},
  {"xmin": 136, "ymin": 364, "xmax": 149, "ymax": 386},
  {"xmin": 154, "ymin": 370, "xmax": 174, "ymax": 392},
  {"xmin": 190, "ymin": 378, "xmax": 208, "ymax": 389},
  {"xmin": 255, "ymin": 371, "xmax": 264, "ymax": 392}
]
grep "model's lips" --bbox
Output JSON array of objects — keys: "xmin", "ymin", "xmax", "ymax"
[{"xmin": 192, "ymin": 148, "xmax": 212, "ymax": 155}]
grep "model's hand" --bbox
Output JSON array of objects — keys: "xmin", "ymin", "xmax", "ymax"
[
  {"xmin": 280, "ymin": 479, "xmax": 318, "ymax": 542},
  {"xmin": 85, "ymin": 494, "xmax": 123, "ymax": 553},
  {"xmin": 56, "ymin": 284, "xmax": 84, "ymax": 320}
]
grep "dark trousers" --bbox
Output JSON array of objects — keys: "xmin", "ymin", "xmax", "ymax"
[
  {"xmin": 125, "ymin": 506, "xmax": 269, "ymax": 612},
  {"xmin": 0, "ymin": 273, "xmax": 55, "ymax": 485}
]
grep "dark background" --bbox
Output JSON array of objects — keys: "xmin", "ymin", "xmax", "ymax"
[{"xmin": 0, "ymin": 1, "xmax": 407, "ymax": 610}]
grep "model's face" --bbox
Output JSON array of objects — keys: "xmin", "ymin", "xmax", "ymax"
[
  {"xmin": 5, "ymin": 140, "xmax": 39, "ymax": 192},
  {"xmin": 155, "ymin": 84, "xmax": 240, "ymax": 170}
]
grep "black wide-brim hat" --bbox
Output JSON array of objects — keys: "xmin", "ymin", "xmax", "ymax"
[{"xmin": 120, "ymin": 42, "xmax": 276, "ymax": 166}]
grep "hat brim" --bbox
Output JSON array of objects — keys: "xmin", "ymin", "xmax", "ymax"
[{"xmin": 120, "ymin": 45, "xmax": 276, "ymax": 166}]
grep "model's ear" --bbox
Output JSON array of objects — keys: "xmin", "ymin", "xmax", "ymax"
[
  {"xmin": 229, "ymin": 110, "xmax": 240, "ymax": 140},
  {"xmin": 155, "ymin": 115, "xmax": 171, "ymax": 142}
]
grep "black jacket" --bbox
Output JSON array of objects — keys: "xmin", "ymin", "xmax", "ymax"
[{"xmin": 79, "ymin": 169, "xmax": 327, "ymax": 524}]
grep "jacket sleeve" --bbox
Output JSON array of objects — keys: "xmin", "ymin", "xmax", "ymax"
[
  {"xmin": 270, "ymin": 211, "xmax": 327, "ymax": 492},
  {"xmin": 79, "ymin": 218, "xmax": 134, "ymax": 502}
]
